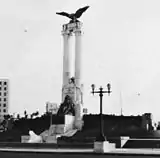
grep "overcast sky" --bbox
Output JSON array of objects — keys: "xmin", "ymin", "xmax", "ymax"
[{"xmin": 1, "ymin": 0, "xmax": 160, "ymax": 121}]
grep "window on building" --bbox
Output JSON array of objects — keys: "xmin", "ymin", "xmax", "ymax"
[
  {"xmin": 0, "ymin": 103, "xmax": 1, "ymax": 107},
  {"xmin": 0, "ymin": 98, "xmax": 1, "ymax": 101},
  {"xmin": 0, "ymin": 92, "xmax": 1, "ymax": 96},
  {"xmin": 3, "ymin": 104, "xmax": 6, "ymax": 107},
  {"xmin": 3, "ymin": 109, "xmax": 6, "ymax": 113},
  {"xmin": 4, "ymin": 82, "xmax": 7, "ymax": 85},
  {"xmin": 0, "ymin": 82, "xmax": 1, "ymax": 85},
  {"xmin": 4, "ymin": 87, "xmax": 7, "ymax": 91},
  {"xmin": 0, "ymin": 87, "xmax": 1, "ymax": 90},
  {"xmin": 4, "ymin": 98, "xmax": 6, "ymax": 102},
  {"xmin": 4, "ymin": 92, "xmax": 6, "ymax": 96}
]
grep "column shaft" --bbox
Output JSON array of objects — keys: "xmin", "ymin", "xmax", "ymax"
[
  {"xmin": 75, "ymin": 30, "xmax": 82, "ymax": 87},
  {"xmin": 74, "ymin": 29, "xmax": 83, "ymax": 128},
  {"xmin": 62, "ymin": 33, "xmax": 72, "ymax": 87}
]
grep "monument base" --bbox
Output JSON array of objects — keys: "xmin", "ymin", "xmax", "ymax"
[
  {"xmin": 39, "ymin": 115, "xmax": 76, "ymax": 143},
  {"xmin": 50, "ymin": 115, "xmax": 75, "ymax": 134},
  {"xmin": 46, "ymin": 135, "xmax": 57, "ymax": 143},
  {"xmin": 94, "ymin": 141, "xmax": 116, "ymax": 153}
]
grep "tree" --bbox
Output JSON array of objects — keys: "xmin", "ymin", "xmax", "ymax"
[
  {"xmin": 4, "ymin": 114, "xmax": 10, "ymax": 120},
  {"xmin": 1, "ymin": 114, "xmax": 12, "ymax": 131},
  {"xmin": 30, "ymin": 114, "xmax": 33, "ymax": 119},
  {"xmin": 7, "ymin": 118, "xmax": 14, "ymax": 130},
  {"xmin": 17, "ymin": 114, "xmax": 20, "ymax": 120},
  {"xmin": 24, "ymin": 110, "xmax": 28, "ymax": 119},
  {"xmin": 24, "ymin": 110, "xmax": 27, "ymax": 116},
  {"xmin": 30, "ymin": 111, "xmax": 39, "ymax": 119}
]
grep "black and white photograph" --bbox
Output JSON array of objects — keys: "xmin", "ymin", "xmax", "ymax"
[{"xmin": 1, "ymin": 0, "xmax": 160, "ymax": 157}]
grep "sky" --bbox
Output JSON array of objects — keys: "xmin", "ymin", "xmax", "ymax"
[{"xmin": 1, "ymin": 0, "xmax": 160, "ymax": 121}]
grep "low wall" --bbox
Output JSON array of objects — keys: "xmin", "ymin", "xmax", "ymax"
[
  {"xmin": 21, "ymin": 135, "xmax": 29, "ymax": 143},
  {"xmin": 0, "ymin": 142, "xmax": 93, "ymax": 149},
  {"xmin": 1, "ymin": 149, "xmax": 160, "ymax": 158},
  {"xmin": 123, "ymin": 138, "xmax": 160, "ymax": 148}
]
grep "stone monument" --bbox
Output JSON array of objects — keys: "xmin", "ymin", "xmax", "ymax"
[
  {"xmin": 57, "ymin": 6, "xmax": 90, "ymax": 130},
  {"xmin": 28, "ymin": 6, "xmax": 89, "ymax": 144}
]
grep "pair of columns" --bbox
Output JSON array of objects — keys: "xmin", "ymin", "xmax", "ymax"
[
  {"xmin": 62, "ymin": 22, "xmax": 82, "ymax": 94},
  {"xmin": 61, "ymin": 22, "xmax": 84, "ymax": 129}
]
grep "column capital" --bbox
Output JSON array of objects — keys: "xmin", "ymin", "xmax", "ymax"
[
  {"xmin": 62, "ymin": 21, "xmax": 83, "ymax": 36},
  {"xmin": 62, "ymin": 30, "xmax": 73, "ymax": 36}
]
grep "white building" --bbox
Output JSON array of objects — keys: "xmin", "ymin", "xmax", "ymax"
[{"xmin": 0, "ymin": 79, "xmax": 9, "ymax": 120}]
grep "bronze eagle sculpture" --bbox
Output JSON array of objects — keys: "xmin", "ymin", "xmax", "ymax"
[{"xmin": 56, "ymin": 6, "xmax": 89, "ymax": 23}]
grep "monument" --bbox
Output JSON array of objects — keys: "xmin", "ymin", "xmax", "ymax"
[
  {"xmin": 57, "ymin": 6, "xmax": 89, "ymax": 130},
  {"xmin": 27, "ymin": 6, "xmax": 89, "ymax": 143},
  {"xmin": 56, "ymin": 6, "xmax": 116, "ymax": 152}
]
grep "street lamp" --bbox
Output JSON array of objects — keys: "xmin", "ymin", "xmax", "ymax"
[{"xmin": 91, "ymin": 83, "xmax": 112, "ymax": 141}]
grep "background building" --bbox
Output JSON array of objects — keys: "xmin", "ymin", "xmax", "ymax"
[
  {"xmin": 83, "ymin": 108, "xmax": 88, "ymax": 114},
  {"xmin": 46, "ymin": 102, "xmax": 58, "ymax": 114},
  {"xmin": 141, "ymin": 113, "xmax": 154, "ymax": 131},
  {"xmin": 0, "ymin": 79, "xmax": 9, "ymax": 120}
]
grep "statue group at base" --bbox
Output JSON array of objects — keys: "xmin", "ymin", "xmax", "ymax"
[
  {"xmin": 27, "ymin": 83, "xmax": 84, "ymax": 143},
  {"xmin": 61, "ymin": 77, "xmax": 84, "ymax": 129}
]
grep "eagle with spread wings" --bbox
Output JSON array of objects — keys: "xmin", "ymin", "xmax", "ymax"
[{"xmin": 56, "ymin": 6, "xmax": 89, "ymax": 22}]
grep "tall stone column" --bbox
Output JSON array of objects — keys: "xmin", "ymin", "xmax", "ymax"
[
  {"xmin": 74, "ymin": 25, "xmax": 82, "ymax": 88},
  {"xmin": 62, "ymin": 31, "xmax": 72, "ymax": 87},
  {"xmin": 74, "ymin": 23, "xmax": 84, "ymax": 129},
  {"xmin": 61, "ymin": 24, "xmax": 73, "ymax": 102}
]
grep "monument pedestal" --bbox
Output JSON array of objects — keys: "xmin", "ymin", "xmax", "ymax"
[
  {"xmin": 40, "ymin": 115, "xmax": 76, "ymax": 143},
  {"xmin": 46, "ymin": 135, "xmax": 57, "ymax": 143},
  {"xmin": 94, "ymin": 141, "xmax": 116, "ymax": 153},
  {"xmin": 52, "ymin": 115, "xmax": 75, "ymax": 134}
]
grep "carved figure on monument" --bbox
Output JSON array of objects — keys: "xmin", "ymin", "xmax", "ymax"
[
  {"xmin": 62, "ymin": 77, "xmax": 83, "ymax": 105},
  {"xmin": 62, "ymin": 77, "xmax": 76, "ymax": 103},
  {"xmin": 57, "ymin": 95, "xmax": 75, "ymax": 116},
  {"xmin": 70, "ymin": 77, "xmax": 75, "ymax": 84},
  {"xmin": 61, "ymin": 77, "xmax": 83, "ymax": 130}
]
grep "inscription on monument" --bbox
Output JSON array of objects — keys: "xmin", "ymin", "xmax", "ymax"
[{"xmin": 63, "ymin": 22, "xmax": 82, "ymax": 32}]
